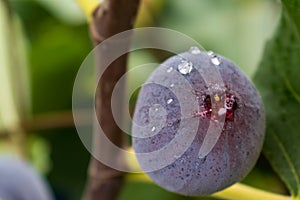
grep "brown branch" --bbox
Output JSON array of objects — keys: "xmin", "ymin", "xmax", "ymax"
[
  {"xmin": 83, "ymin": 1, "xmax": 140, "ymax": 200},
  {"xmin": 22, "ymin": 110, "xmax": 91, "ymax": 133},
  {"xmin": 22, "ymin": 111, "xmax": 75, "ymax": 132}
]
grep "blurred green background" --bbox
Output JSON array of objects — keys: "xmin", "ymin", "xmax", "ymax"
[{"xmin": 0, "ymin": 0, "xmax": 289, "ymax": 199}]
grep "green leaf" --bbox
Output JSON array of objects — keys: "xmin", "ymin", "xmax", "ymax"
[
  {"xmin": 34, "ymin": 0, "xmax": 86, "ymax": 24},
  {"xmin": 253, "ymin": 0, "xmax": 300, "ymax": 198},
  {"xmin": 160, "ymin": 0, "xmax": 280, "ymax": 76},
  {"xmin": 29, "ymin": 21, "xmax": 91, "ymax": 114}
]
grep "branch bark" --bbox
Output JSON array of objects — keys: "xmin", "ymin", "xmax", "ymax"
[{"xmin": 83, "ymin": 1, "xmax": 140, "ymax": 200}]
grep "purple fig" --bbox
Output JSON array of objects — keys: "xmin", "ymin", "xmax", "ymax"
[{"xmin": 132, "ymin": 48, "xmax": 265, "ymax": 196}]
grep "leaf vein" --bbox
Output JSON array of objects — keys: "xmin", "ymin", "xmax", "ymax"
[
  {"xmin": 272, "ymin": 131, "xmax": 300, "ymax": 196},
  {"xmin": 282, "ymin": 74, "xmax": 300, "ymax": 104}
]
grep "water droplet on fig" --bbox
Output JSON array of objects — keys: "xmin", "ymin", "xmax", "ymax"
[
  {"xmin": 167, "ymin": 98, "xmax": 173, "ymax": 104},
  {"xmin": 151, "ymin": 126, "xmax": 156, "ymax": 132},
  {"xmin": 167, "ymin": 67, "xmax": 173, "ymax": 73},
  {"xmin": 207, "ymin": 51, "xmax": 214, "ymax": 57},
  {"xmin": 151, "ymin": 104, "xmax": 161, "ymax": 112},
  {"xmin": 195, "ymin": 162, "xmax": 200, "ymax": 169},
  {"xmin": 211, "ymin": 57, "xmax": 221, "ymax": 66},
  {"xmin": 178, "ymin": 60, "xmax": 193, "ymax": 75},
  {"xmin": 180, "ymin": 157, "xmax": 186, "ymax": 164},
  {"xmin": 189, "ymin": 46, "xmax": 201, "ymax": 54}
]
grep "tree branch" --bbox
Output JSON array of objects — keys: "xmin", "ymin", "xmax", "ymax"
[{"xmin": 82, "ymin": 1, "xmax": 140, "ymax": 200}]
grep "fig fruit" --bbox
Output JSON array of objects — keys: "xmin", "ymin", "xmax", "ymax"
[
  {"xmin": 0, "ymin": 156, "xmax": 54, "ymax": 200},
  {"xmin": 132, "ymin": 48, "xmax": 265, "ymax": 196}
]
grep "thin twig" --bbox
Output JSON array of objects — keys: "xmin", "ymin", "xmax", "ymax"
[
  {"xmin": 22, "ymin": 110, "xmax": 90, "ymax": 132},
  {"xmin": 0, "ymin": 110, "xmax": 90, "ymax": 140},
  {"xmin": 82, "ymin": 1, "xmax": 140, "ymax": 200}
]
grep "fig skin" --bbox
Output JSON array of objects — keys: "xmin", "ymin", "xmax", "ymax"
[
  {"xmin": 0, "ymin": 156, "xmax": 54, "ymax": 200},
  {"xmin": 132, "ymin": 50, "xmax": 265, "ymax": 196}
]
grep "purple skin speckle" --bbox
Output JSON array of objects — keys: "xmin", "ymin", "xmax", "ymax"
[{"xmin": 132, "ymin": 51, "xmax": 265, "ymax": 196}]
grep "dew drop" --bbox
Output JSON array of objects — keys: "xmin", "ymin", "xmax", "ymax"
[
  {"xmin": 170, "ymin": 83, "xmax": 174, "ymax": 88},
  {"xmin": 151, "ymin": 104, "xmax": 160, "ymax": 112},
  {"xmin": 178, "ymin": 60, "xmax": 193, "ymax": 75},
  {"xmin": 207, "ymin": 50, "xmax": 221, "ymax": 66},
  {"xmin": 189, "ymin": 46, "xmax": 201, "ymax": 54},
  {"xmin": 167, "ymin": 67, "xmax": 173, "ymax": 73},
  {"xmin": 167, "ymin": 98, "xmax": 173, "ymax": 104},
  {"xmin": 211, "ymin": 57, "xmax": 221, "ymax": 66},
  {"xmin": 195, "ymin": 162, "xmax": 200, "ymax": 169},
  {"xmin": 207, "ymin": 51, "xmax": 214, "ymax": 57},
  {"xmin": 151, "ymin": 126, "xmax": 156, "ymax": 132},
  {"xmin": 180, "ymin": 157, "xmax": 186, "ymax": 164}
]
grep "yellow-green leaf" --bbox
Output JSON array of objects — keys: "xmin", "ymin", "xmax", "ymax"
[{"xmin": 254, "ymin": 0, "xmax": 300, "ymax": 198}]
